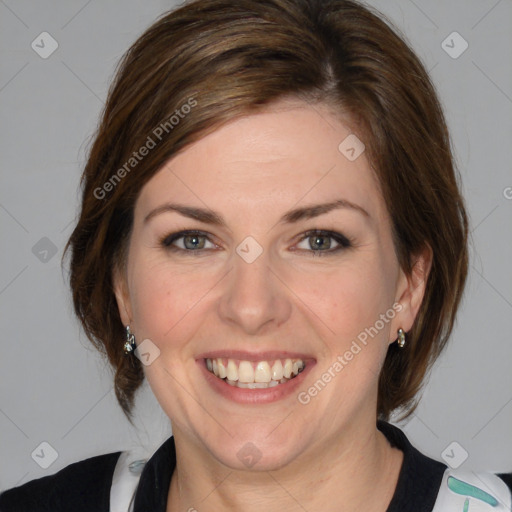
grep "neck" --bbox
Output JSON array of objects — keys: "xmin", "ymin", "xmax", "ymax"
[{"xmin": 166, "ymin": 420, "xmax": 403, "ymax": 512}]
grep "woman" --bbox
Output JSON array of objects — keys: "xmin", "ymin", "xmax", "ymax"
[{"xmin": 1, "ymin": 0, "xmax": 510, "ymax": 510}]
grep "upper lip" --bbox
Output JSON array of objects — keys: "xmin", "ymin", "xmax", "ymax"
[{"xmin": 196, "ymin": 350, "xmax": 315, "ymax": 362}]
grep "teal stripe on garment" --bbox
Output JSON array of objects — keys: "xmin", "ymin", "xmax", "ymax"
[{"xmin": 447, "ymin": 476, "xmax": 498, "ymax": 507}]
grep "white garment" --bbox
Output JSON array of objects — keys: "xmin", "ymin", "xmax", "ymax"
[
  {"xmin": 110, "ymin": 447, "xmax": 150, "ymax": 512},
  {"xmin": 431, "ymin": 469, "xmax": 511, "ymax": 511}
]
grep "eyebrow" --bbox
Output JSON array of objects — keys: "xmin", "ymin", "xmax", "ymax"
[{"xmin": 144, "ymin": 199, "xmax": 369, "ymax": 227}]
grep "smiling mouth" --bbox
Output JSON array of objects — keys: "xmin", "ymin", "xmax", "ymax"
[{"xmin": 205, "ymin": 357, "xmax": 305, "ymax": 389}]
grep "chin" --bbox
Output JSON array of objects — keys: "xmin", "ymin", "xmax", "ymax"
[{"xmin": 201, "ymin": 427, "xmax": 306, "ymax": 473}]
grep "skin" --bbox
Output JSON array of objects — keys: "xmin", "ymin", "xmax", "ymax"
[{"xmin": 113, "ymin": 98, "xmax": 431, "ymax": 511}]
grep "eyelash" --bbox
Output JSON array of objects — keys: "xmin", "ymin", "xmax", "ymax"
[{"xmin": 158, "ymin": 229, "xmax": 352, "ymax": 257}]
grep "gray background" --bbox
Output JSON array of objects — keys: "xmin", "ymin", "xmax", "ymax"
[{"xmin": 1, "ymin": 0, "xmax": 511, "ymax": 491}]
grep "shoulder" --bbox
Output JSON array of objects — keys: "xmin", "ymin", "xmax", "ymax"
[
  {"xmin": 0, "ymin": 450, "xmax": 122, "ymax": 512},
  {"xmin": 378, "ymin": 420, "xmax": 448, "ymax": 511},
  {"xmin": 432, "ymin": 468, "xmax": 512, "ymax": 511},
  {"xmin": 498, "ymin": 472, "xmax": 512, "ymax": 493},
  {"xmin": 377, "ymin": 420, "xmax": 512, "ymax": 511}
]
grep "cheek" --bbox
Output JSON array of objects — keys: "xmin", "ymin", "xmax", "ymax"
[
  {"xmin": 301, "ymin": 261, "xmax": 394, "ymax": 340},
  {"xmin": 127, "ymin": 253, "xmax": 227, "ymax": 363},
  {"xmin": 296, "ymin": 258, "xmax": 396, "ymax": 399},
  {"xmin": 127, "ymin": 255, "xmax": 201, "ymax": 342},
  {"xmin": 316, "ymin": 268, "xmax": 394, "ymax": 404}
]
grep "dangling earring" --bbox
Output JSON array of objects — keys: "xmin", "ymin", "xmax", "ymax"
[
  {"xmin": 123, "ymin": 325, "xmax": 136, "ymax": 354},
  {"xmin": 397, "ymin": 328, "xmax": 406, "ymax": 348}
]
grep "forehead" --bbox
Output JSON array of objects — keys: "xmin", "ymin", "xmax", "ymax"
[{"xmin": 135, "ymin": 99, "xmax": 385, "ymax": 224}]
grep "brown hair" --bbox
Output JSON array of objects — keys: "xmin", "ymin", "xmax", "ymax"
[{"xmin": 63, "ymin": 0, "xmax": 468, "ymax": 424}]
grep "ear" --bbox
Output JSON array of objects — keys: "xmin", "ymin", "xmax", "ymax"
[
  {"xmin": 112, "ymin": 263, "xmax": 132, "ymax": 327},
  {"xmin": 391, "ymin": 244, "xmax": 433, "ymax": 342}
]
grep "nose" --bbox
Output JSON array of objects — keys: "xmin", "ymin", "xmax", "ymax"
[{"xmin": 217, "ymin": 246, "xmax": 292, "ymax": 336}]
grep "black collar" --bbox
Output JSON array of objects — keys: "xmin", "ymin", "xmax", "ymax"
[
  {"xmin": 133, "ymin": 420, "xmax": 447, "ymax": 512},
  {"xmin": 377, "ymin": 420, "xmax": 446, "ymax": 511}
]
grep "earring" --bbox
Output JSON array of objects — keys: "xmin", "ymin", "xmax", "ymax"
[
  {"xmin": 123, "ymin": 325, "xmax": 136, "ymax": 354},
  {"xmin": 397, "ymin": 328, "xmax": 406, "ymax": 348}
]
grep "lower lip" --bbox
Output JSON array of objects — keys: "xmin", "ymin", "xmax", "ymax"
[{"xmin": 198, "ymin": 360, "xmax": 315, "ymax": 404}]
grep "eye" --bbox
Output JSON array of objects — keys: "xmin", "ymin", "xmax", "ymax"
[
  {"xmin": 160, "ymin": 230, "xmax": 217, "ymax": 252},
  {"xmin": 294, "ymin": 230, "xmax": 351, "ymax": 256}
]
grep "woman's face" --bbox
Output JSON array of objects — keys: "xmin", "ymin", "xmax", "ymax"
[{"xmin": 114, "ymin": 99, "xmax": 427, "ymax": 470}]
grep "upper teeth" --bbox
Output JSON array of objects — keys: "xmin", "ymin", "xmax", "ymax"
[{"xmin": 206, "ymin": 357, "xmax": 305, "ymax": 386}]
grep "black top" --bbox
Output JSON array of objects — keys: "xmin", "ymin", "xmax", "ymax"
[{"xmin": 1, "ymin": 421, "xmax": 510, "ymax": 511}]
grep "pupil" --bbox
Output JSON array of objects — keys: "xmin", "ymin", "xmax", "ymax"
[
  {"xmin": 312, "ymin": 235, "xmax": 330, "ymax": 250},
  {"xmin": 185, "ymin": 235, "xmax": 203, "ymax": 250}
]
